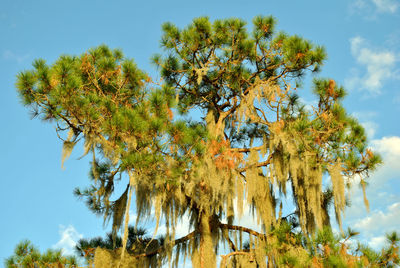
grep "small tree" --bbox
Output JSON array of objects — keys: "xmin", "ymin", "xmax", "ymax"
[
  {"xmin": 5, "ymin": 240, "xmax": 78, "ymax": 268},
  {"xmin": 75, "ymin": 226, "xmax": 163, "ymax": 267},
  {"xmin": 17, "ymin": 16, "xmax": 382, "ymax": 267}
]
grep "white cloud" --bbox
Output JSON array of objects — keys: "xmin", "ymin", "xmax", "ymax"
[
  {"xmin": 368, "ymin": 235, "xmax": 387, "ymax": 249},
  {"xmin": 344, "ymin": 135, "xmax": 400, "ymax": 250},
  {"xmin": 371, "ymin": 136, "xmax": 400, "ymax": 157},
  {"xmin": 53, "ymin": 225, "xmax": 83, "ymax": 256},
  {"xmin": 372, "ymin": 0, "xmax": 399, "ymax": 13},
  {"xmin": 351, "ymin": 135, "xmax": 400, "ymax": 192},
  {"xmin": 350, "ymin": 0, "xmax": 399, "ymax": 16},
  {"xmin": 346, "ymin": 36, "xmax": 398, "ymax": 95},
  {"xmin": 350, "ymin": 203, "xmax": 400, "ymax": 250},
  {"xmin": 354, "ymin": 202, "xmax": 400, "ymax": 233},
  {"xmin": 370, "ymin": 136, "xmax": 400, "ymax": 176}
]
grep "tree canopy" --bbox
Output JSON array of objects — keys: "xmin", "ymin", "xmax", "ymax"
[{"xmin": 16, "ymin": 15, "xmax": 385, "ymax": 267}]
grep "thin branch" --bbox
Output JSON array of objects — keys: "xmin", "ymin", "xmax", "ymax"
[
  {"xmin": 231, "ymin": 145, "xmax": 264, "ymax": 153},
  {"xmin": 221, "ymin": 229, "xmax": 237, "ymax": 252},
  {"xmin": 237, "ymin": 153, "xmax": 273, "ymax": 173}
]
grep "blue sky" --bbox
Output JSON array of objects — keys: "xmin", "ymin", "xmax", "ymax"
[{"xmin": 1, "ymin": 0, "xmax": 399, "ymax": 265}]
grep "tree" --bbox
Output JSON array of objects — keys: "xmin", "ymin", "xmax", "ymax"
[
  {"xmin": 5, "ymin": 240, "xmax": 78, "ymax": 268},
  {"xmin": 16, "ymin": 16, "xmax": 383, "ymax": 267}
]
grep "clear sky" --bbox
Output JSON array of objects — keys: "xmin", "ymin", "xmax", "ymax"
[{"xmin": 1, "ymin": 0, "xmax": 399, "ymax": 265}]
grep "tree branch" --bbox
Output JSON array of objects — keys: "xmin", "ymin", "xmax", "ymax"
[
  {"xmin": 237, "ymin": 155, "xmax": 272, "ymax": 173},
  {"xmin": 132, "ymin": 231, "xmax": 197, "ymax": 259},
  {"xmin": 231, "ymin": 145, "xmax": 264, "ymax": 153},
  {"xmin": 219, "ymin": 223, "xmax": 266, "ymax": 239}
]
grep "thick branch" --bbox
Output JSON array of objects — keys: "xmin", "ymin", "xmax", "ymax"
[
  {"xmin": 132, "ymin": 231, "xmax": 196, "ymax": 259},
  {"xmin": 219, "ymin": 223, "xmax": 266, "ymax": 239}
]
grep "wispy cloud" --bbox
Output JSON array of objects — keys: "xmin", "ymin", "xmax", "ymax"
[
  {"xmin": 350, "ymin": 0, "xmax": 399, "ymax": 17},
  {"xmin": 3, "ymin": 50, "xmax": 30, "ymax": 63},
  {"xmin": 53, "ymin": 225, "xmax": 83, "ymax": 256},
  {"xmin": 345, "ymin": 36, "xmax": 398, "ymax": 95},
  {"xmin": 372, "ymin": 0, "xmax": 399, "ymax": 13}
]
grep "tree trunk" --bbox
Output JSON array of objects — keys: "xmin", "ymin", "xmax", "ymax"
[{"xmin": 192, "ymin": 212, "xmax": 216, "ymax": 268}]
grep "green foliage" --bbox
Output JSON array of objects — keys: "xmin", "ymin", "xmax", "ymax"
[
  {"xmin": 309, "ymin": 229, "xmax": 400, "ymax": 267},
  {"xmin": 265, "ymin": 224, "xmax": 400, "ymax": 268},
  {"xmin": 16, "ymin": 44, "xmax": 207, "ymax": 246},
  {"xmin": 5, "ymin": 240, "xmax": 77, "ymax": 268}
]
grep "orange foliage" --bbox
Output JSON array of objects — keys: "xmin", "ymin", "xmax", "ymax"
[
  {"xmin": 167, "ymin": 107, "xmax": 174, "ymax": 120},
  {"xmin": 366, "ymin": 148, "xmax": 374, "ymax": 159},
  {"xmin": 80, "ymin": 54, "xmax": 92, "ymax": 74},
  {"xmin": 320, "ymin": 112, "xmax": 329, "ymax": 122},
  {"xmin": 172, "ymin": 133, "xmax": 181, "ymax": 143},
  {"xmin": 312, "ymin": 256, "xmax": 323, "ymax": 268},
  {"xmin": 328, "ymin": 80, "xmax": 335, "ymax": 97},
  {"xmin": 209, "ymin": 139, "xmax": 242, "ymax": 170},
  {"xmin": 296, "ymin": 52, "xmax": 305, "ymax": 59},
  {"xmin": 324, "ymin": 244, "xmax": 331, "ymax": 256},
  {"xmin": 270, "ymin": 120, "xmax": 285, "ymax": 134}
]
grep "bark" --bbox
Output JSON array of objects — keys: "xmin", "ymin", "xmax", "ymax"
[{"xmin": 192, "ymin": 212, "xmax": 217, "ymax": 268}]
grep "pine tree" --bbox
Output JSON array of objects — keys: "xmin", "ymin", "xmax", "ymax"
[
  {"xmin": 5, "ymin": 240, "xmax": 78, "ymax": 268},
  {"xmin": 16, "ymin": 16, "xmax": 383, "ymax": 267}
]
